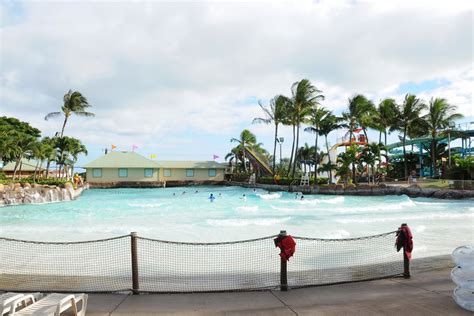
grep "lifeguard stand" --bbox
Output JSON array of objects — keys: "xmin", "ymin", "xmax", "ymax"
[{"xmin": 300, "ymin": 173, "xmax": 310, "ymax": 186}]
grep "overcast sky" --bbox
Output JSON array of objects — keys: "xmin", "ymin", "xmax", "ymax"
[{"xmin": 1, "ymin": 0, "xmax": 473, "ymax": 167}]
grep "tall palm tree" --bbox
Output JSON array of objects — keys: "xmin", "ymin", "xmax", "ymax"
[
  {"xmin": 374, "ymin": 98, "xmax": 398, "ymax": 146},
  {"xmin": 396, "ymin": 94, "xmax": 427, "ymax": 179},
  {"xmin": 289, "ymin": 79, "xmax": 324, "ymax": 178},
  {"xmin": 45, "ymin": 90, "xmax": 94, "ymax": 137},
  {"xmin": 304, "ymin": 106, "xmax": 330, "ymax": 185},
  {"xmin": 252, "ymin": 95, "xmax": 289, "ymax": 175},
  {"xmin": 230, "ymin": 129, "xmax": 257, "ymax": 173},
  {"xmin": 342, "ymin": 94, "xmax": 375, "ymax": 183},
  {"xmin": 319, "ymin": 113, "xmax": 344, "ymax": 183},
  {"xmin": 422, "ymin": 98, "xmax": 463, "ymax": 176}
]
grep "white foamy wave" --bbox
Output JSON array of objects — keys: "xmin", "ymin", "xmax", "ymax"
[
  {"xmin": 322, "ymin": 230, "xmax": 351, "ymax": 239},
  {"xmin": 257, "ymin": 193, "xmax": 282, "ymax": 200},
  {"xmin": 400, "ymin": 198, "xmax": 416, "ymax": 207},
  {"xmin": 128, "ymin": 203, "xmax": 163, "ymax": 208},
  {"xmin": 415, "ymin": 225, "xmax": 426, "ymax": 233},
  {"xmin": 298, "ymin": 196, "xmax": 345, "ymax": 205},
  {"xmin": 469, "ymin": 207, "xmax": 474, "ymax": 212},
  {"xmin": 336, "ymin": 212, "xmax": 474, "ymax": 224},
  {"xmin": 207, "ymin": 217, "xmax": 291, "ymax": 227},
  {"xmin": 270, "ymin": 205, "xmax": 297, "ymax": 212},
  {"xmin": 235, "ymin": 206, "xmax": 259, "ymax": 213}
]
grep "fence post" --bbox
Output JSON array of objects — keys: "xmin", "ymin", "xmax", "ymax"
[
  {"xmin": 131, "ymin": 232, "xmax": 140, "ymax": 294},
  {"xmin": 280, "ymin": 257, "xmax": 288, "ymax": 291},
  {"xmin": 403, "ymin": 250, "xmax": 410, "ymax": 279}
]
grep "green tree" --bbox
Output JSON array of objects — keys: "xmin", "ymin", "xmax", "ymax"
[
  {"xmin": 45, "ymin": 90, "xmax": 94, "ymax": 137},
  {"xmin": 395, "ymin": 94, "xmax": 427, "ymax": 179},
  {"xmin": 342, "ymin": 95, "xmax": 375, "ymax": 183},
  {"xmin": 289, "ymin": 79, "xmax": 324, "ymax": 178},
  {"xmin": 304, "ymin": 107, "xmax": 330, "ymax": 185},
  {"xmin": 230, "ymin": 129, "xmax": 257, "ymax": 173},
  {"xmin": 422, "ymin": 98, "xmax": 463, "ymax": 176},
  {"xmin": 319, "ymin": 113, "xmax": 344, "ymax": 183},
  {"xmin": 253, "ymin": 95, "xmax": 289, "ymax": 175}
]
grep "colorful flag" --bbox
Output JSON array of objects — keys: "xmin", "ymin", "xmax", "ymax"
[
  {"xmin": 213, "ymin": 154, "xmax": 219, "ymax": 160},
  {"xmin": 150, "ymin": 154, "xmax": 157, "ymax": 159},
  {"xmin": 111, "ymin": 144, "xmax": 117, "ymax": 150},
  {"xmin": 132, "ymin": 145, "xmax": 138, "ymax": 151}
]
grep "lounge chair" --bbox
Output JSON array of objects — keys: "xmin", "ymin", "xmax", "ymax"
[
  {"xmin": 8, "ymin": 293, "xmax": 87, "ymax": 316},
  {"xmin": 1, "ymin": 293, "xmax": 25, "ymax": 316}
]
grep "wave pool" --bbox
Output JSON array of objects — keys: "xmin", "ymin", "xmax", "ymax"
[{"xmin": 1, "ymin": 186, "xmax": 473, "ymax": 258}]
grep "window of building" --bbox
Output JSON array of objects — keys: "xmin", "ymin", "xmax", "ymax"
[
  {"xmin": 118, "ymin": 168, "xmax": 128, "ymax": 178},
  {"xmin": 92, "ymin": 168, "xmax": 102, "ymax": 178},
  {"xmin": 144, "ymin": 168, "xmax": 153, "ymax": 178},
  {"xmin": 208, "ymin": 169, "xmax": 217, "ymax": 177},
  {"xmin": 186, "ymin": 169, "xmax": 194, "ymax": 177},
  {"xmin": 164, "ymin": 169, "xmax": 172, "ymax": 177}
]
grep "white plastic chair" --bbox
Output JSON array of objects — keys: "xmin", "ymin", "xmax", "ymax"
[
  {"xmin": 8, "ymin": 293, "xmax": 87, "ymax": 316},
  {"xmin": 1, "ymin": 293, "xmax": 24, "ymax": 316}
]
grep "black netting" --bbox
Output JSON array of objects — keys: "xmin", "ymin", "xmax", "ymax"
[
  {"xmin": 289, "ymin": 232, "xmax": 402, "ymax": 287},
  {"xmin": 136, "ymin": 236, "xmax": 279, "ymax": 292},
  {"xmin": 0, "ymin": 231, "xmax": 404, "ymax": 293},
  {"xmin": 0, "ymin": 236, "xmax": 131, "ymax": 292}
]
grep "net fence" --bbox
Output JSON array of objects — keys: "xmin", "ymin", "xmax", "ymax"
[{"xmin": 0, "ymin": 231, "xmax": 403, "ymax": 293}]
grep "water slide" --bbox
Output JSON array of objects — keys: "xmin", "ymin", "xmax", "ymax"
[{"xmin": 244, "ymin": 148, "xmax": 273, "ymax": 176}]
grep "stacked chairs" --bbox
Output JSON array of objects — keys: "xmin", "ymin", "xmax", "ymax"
[{"xmin": 0, "ymin": 293, "xmax": 87, "ymax": 316}]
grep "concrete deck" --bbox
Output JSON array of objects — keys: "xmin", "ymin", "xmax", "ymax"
[{"xmin": 85, "ymin": 268, "xmax": 470, "ymax": 315}]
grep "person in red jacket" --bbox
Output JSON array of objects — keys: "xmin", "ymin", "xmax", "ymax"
[{"xmin": 274, "ymin": 230, "xmax": 296, "ymax": 261}]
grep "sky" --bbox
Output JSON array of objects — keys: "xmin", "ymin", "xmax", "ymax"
[{"xmin": 1, "ymin": 0, "xmax": 473, "ymax": 168}]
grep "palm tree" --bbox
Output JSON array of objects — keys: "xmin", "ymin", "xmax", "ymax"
[
  {"xmin": 289, "ymin": 79, "xmax": 324, "ymax": 178},
  {"xmin": 342, "ymin": 95, "xmax": 375, "ymax": 183},
  {"xmin": 304, "ymin": 107, "xmax": 330, "ymax": 185},
  {"xmin": 252, "ymin": 95, "xmax": 289, "ymax": 174},
  {"xmin": 45, "ymin": 90, "xmax": 94, "ymax": 137},
  {"xmin": 396, "ymin": 94, "xmax": 427, "ymax": 179},
  {"xmin": 422, "ymin": 98, "xmax": 463, "ymax": 176},
  {"xmin": 319, "ymin": 113, "xmax": 344, "ymax": 183},
  {"xmin": 230, "ymin": 129, "xmax": 257, "ymax": 173},
  {"xmin": 374, "ymin": 98, "xmax": 398, "ymax": 146}
]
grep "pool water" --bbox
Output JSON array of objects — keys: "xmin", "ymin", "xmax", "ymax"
[{"xmin": 0, "ymin": 186, "xmax": 473, "ymax": 257}]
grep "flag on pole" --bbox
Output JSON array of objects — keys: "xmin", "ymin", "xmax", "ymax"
[
  {"xmin": 132, "ymin": 145, "xmax": 138, "ymax": 151},
  {"xmin": 150, "ymin": 154, "xmax": 157, "ymax": 159},
  {"xmin": 111, "ymin": 144, "xmax": 117, "ymax": 150},
  {"xmin": 213, "ymin": 154, "xmax": 219, "ymax": 160}
]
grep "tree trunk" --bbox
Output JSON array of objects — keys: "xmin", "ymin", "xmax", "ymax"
[
  {"xmin": 325, "ymin": 135, "xmax": 332, "ymax": 184},
  {"xmin": 287, "ymin": 125, "xmax": 296, "ymax": 177},
  {"xmin": 272, "ymin": 124, "xmax": 278, "ymax": 176},
  {"xmin": 349, "ymin": 120, "xmax": 356, "ymax": 184},
  {"xmin": 46, "ymin": 159, "xmax": 51, "ymax": 179},
  {"xmin": 314, "ymin": 133, "xmax": 319, "ymax": 187},
  {"xmin": 60, "ymin": 115, "xmax": 69, "ymax": 137},
  {"xmin": 379, "ymin": 131, "xmax": 382, "ymax": 144},
  {"xmin": 403, "ymin": 127, "xmax": 408, "ymax": 179},
  {"xmin": 242, "ymin": 144, "xmax": 247, "ymax": 173},
  {"xmin": 292, "ymin": 123, "xmax": 300, "ymax": 178},
  {"xmin": 33, "ymin": 160, "xmax": 40, "ymax": 182},
  {"xmin": 431, "ymin": 134, "xmax": 436, "ymax": 177},
  {"xmin": 12, "ymin": 158, "xmax": 21, "ymax": 180}
]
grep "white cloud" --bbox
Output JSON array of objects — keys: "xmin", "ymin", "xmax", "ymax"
[{"xmin": 0, "ymin": 0, "xmax": 472, "ymax": 161}]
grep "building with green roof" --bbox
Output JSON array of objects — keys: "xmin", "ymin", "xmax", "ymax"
[
  {"xmin": 2, "ymin": 158, "xmax": 46, "ymax": 178},
  {"xmin": 83, "ymin": 151, "xmax": 225, "ymax": 186}
]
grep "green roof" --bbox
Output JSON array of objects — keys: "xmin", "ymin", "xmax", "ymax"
[
  {"xmin": 83, "ymin": 151, "xmax": 160, "ymax": 168},
  {"xmin": 2, "ymin": 158, "xmax": 45, "ymax": 171},
  {"xmin": 157, "ymin": 161, "xmax": 226, "ymax": 169}
]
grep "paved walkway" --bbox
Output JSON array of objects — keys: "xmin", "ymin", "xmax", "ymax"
[{"xmin": 85, "ymin": 268, "xmax": 470, "ymax": 315}]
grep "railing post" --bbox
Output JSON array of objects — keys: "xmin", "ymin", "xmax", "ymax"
[
  {"xmin": 131, "ymin": 232, "xmax": 140, "ymax": 294},
  {"xmin": 280, "ymin": 257, "xmax": 288, "ymax": 291}
]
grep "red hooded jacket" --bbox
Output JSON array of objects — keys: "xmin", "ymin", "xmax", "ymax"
[
  {"xmin": 275, "ymin": 235, "xmax": 296, "ymax": 261},
  {"xmin": 396, "ymin": 225, "xmax": 413, "ymax": 260}
]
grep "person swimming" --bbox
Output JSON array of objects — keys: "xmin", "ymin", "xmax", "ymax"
[
  {"xmin": 209, "ymin": 193, "xmax": 216, "ymax": 202},
  {"xmin": 195, "ymin": 190, "xmax": 199, "ymax": 193},
  {"xmin": 182, "ymin": 191, "xmax": 186, "ymax": 195},
  {"xmin": 300, "ymin": 195, "xmax": 304, "ymax": 200},
  {"xmin": 240, "ymin": 194, "xmax": 247, "ymax": 201}
]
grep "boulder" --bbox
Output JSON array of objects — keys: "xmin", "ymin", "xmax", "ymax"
[
  {"xmin": 0, "ymin": 183, "xmax": 4, "ymax": 192},
  {"xmin": 22, "ymin": 182, "xmax": 31, "ymax": 189}
]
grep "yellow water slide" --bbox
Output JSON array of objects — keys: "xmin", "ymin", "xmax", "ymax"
[{"xmin": 244, "ymin": 148, "xmax": 273, "ymax": 176}]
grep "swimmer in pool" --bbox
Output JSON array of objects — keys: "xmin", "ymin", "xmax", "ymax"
[
  {"xmin": 209, "ymin": 193, "xmax": 216, "ymax": 202},
  {"xmin": 241, "ymin": 194, "xmax": 247, "ymax": 201}
]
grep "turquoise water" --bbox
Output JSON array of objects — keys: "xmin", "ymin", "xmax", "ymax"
[{"xmin": 1, "ymin": 186, "xmax": 473, "ymax": 257}]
